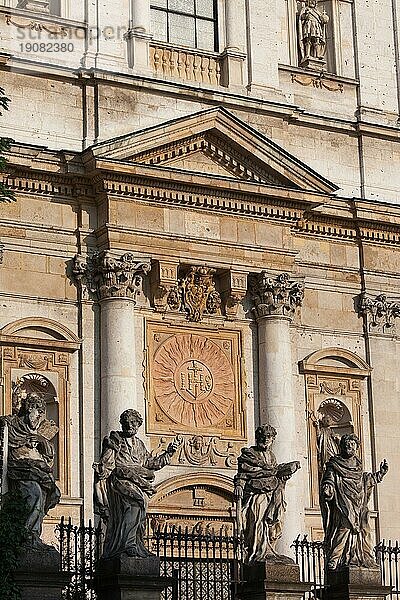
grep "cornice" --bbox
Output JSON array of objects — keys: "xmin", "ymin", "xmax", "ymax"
[
  {"xmin": 0, "ymin": 169, "xmax": 94, "ymax": 200},
  {"xmin": 3, "ymin": 146, "xmax": 400, "ymax": 246}
]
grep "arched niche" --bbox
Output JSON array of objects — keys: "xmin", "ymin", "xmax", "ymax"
[
  {"xmin": 149, "ymin": 473, "xmax": 235, "ymax": 533},
  {"xmin": 0, "ymin": 317, "xmax": 80, "ymax": 495},
  {"xmin": 299, "ymin": 348, "xmax": 370, "ymax": 513},
  {"xmin": 1, "ymin": 317, "xmax": 79, "ymax": 344},
  {"xmin": 299, "ymin": 347, "xmax": 370, "ymax": 375}
]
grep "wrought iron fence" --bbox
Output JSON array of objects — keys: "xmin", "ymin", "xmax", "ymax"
[
  {"xmin": 56, "ymin": 517, "xmax": 103, "ymax": 600},
  {"xmin": 376, "ymin": 540, "xmax": 400, "ymax": 599},
  {"xmin": 292, "ymin": 535, "xmax": 400, "ymax": 600},
  {"xmin": 151, "ymin": 524, "xmax": 243, "ymax": 600},
  {"xmin": 56, "ymin": 519, "xmax": 400, "ymax": 600},
  {"xmin": 57, "ymin": 518, "xmax": 242, "ymax": 600},
  {"xmin": 292, "ymin": 534, "xmax": 325, "ymax": 599}
]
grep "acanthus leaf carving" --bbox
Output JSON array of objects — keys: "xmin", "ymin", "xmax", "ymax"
[
  {"xmin": 72, "ymin": 251, "xmax": 151, "ymax": 301},
  {"xmin": 249, "ymin": 271, "xmax": 304, "ymax": 320},
  {"xmin": 220, "ymin": 270, "xmax": 248, "ymax": 320},
  {"xmin": 359, "ymin": 293, "xmax": 400, "ymax": 330}
]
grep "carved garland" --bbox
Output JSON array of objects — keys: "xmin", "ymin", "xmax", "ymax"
[
  {"xmin": 291, "ymin": 73, "xmax": 344, "ymax": 93},
  {"xmin": 5, "ymin": 14, "xmax": 68, "ymax": 37}
]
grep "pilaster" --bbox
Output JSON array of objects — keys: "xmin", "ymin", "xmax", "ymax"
[{"xmin": 126, "ymin": 0, "xmax": 153, "ymax": 74}]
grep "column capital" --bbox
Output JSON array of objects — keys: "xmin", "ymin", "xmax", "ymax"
[
  {"xmin": 72, "ymin": 251, "xmax": 151, "ymax": 302},
  {"xmin": 249, "ymin": 272, "xmax": 304, "ymax": 321},
  {"xmin": 358, "ymin": 292, "xmax": 400, "ymax": 331}
]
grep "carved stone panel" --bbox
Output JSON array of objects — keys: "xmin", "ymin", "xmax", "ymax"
[
  {"xmin": 154, "ymin": 434, "xmax": 240, "ymax": 469},
  {"xmin": 146, "ymin": 322, "xmax": 246, "ymax": 448},
  {"xmin": 148, "ymin": 474, "xmax": 235, "ymax": 534}
]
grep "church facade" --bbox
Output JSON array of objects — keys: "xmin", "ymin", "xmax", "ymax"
[{"xmin": 0, "ymin": 0, "xmax": 400, "ymax": 550}]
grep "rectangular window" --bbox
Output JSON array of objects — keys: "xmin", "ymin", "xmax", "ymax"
[
  {"xmin": 1, "ymin": 0, "xmax": 61, "ymax": 16},
  {"xmin": 150, "ymin": 0, "xmax": 218, "ymax": 52}
]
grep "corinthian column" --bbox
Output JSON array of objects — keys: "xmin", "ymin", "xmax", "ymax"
[
  {"xmin": 73, "ymin": 252, "xmax": 151, "ymax": 438},
  {"xmin": 249, "ymin": 271, "xmax": 304, "ymax": 551}
]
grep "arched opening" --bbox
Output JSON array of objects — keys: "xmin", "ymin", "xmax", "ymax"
[
  {"xmin": 0, "ymin": 317, "xmax": 79, "ymax": 494},
  {"xmin": 149, "ymin": 472, "xmax": 235, "ymax": 533}
]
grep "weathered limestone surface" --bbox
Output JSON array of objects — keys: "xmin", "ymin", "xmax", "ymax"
[
  {"xmin": 325, "ymin": 567, "xmax": 392, "ymax": 600},
  {"xmin": 15, "ymin": 547, "xmax": 71, "ymax": 600},
  {"xmin": 0, "ymin": 0, "xmax": 400, "ymax": 549},
  {"xmin": 95, "ymin": 556, "xmax": 171, "ymax": 600},
  {"xmin": 239, "ymin": 562, "xmax": 311, "ymax": 600}
]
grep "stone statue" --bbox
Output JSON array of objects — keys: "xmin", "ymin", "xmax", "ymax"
[
  {"xmin": 234, "ymin": 424, "xmax": 301, "ymax": 564},
  {"xmin": 93, "ymin": 409, "xmax": 179, "ymax": 559},
  {"xmin": 315, "ymin": 412, "xmax": 341, "ymax": 472},
  {"xmin": 320, "ymin": 433, "xmax": 389, "ymax": 570},
  {"xmin": 298, "ymin": 0, "xmax": 329, "ymax": 65},
  {"xmin": 0, "ymin": 392, "xmax": 60, "ymax": 547}
]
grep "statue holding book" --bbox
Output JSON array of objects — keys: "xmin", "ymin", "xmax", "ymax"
[
  {"xmin": 234, "ymin": 424, "xmax": 300, "ymax": 564},
  {"xmin": 0, "ymin": 392, "xmax": 60, "ymax": 547}
]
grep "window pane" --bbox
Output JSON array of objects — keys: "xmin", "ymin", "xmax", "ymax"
[
  {"xmin": 195, "ymin": 0, "xmax": 214, "ymax": 18},
  {"xmin": 196, "ymin": 18, "xmax": 215, "ymax": 50},
  {"xmin": 169, "ymin": 13, "xmax": 196, "ymax": 47},
  {"xmin": 169, "ymin": 0, "xmax": 195, "ymax": 14},
  {"xmin": 151, "ymin": 0, "xmax": 167, "ymax": 7},
  {"xmin": 151, "ymin": 9, "xmax": 168, "ymax": 42}
]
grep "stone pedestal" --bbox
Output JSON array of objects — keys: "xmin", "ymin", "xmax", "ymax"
[
  {"xmin": 299, "ymin": 57, "xmax": 326, "ymax": 71},
  {"xmin": 95, "ymin": 556, "xmax": 172, "ymax": 600},
  {"xmin": 220, "ymin": 49, "xmax": 246, "ymax": 88},
  {"xmin": 324, "ymin": 567, "xmax": 392, "ymax": 600},
  {"xmin": 14, "ymin": 547, "xmax": 70, "ymax": 600},
  {"xmin": 16, "ymin": 0, "xmax": 50, "ymax": 13},
  {"xmin": 239, "ymin": 561, "xmax": 311, "ymax": 600}
]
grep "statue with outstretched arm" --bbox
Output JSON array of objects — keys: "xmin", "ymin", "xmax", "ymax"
[
  {"xmin": 320, "ymin": 433, "xmax": 388, "ymax": 570},
  {"xmin": 93, "ymin": 409, "xmax": 179, "ymax": 559},
  {"xmin": 234, "ymin": 424, "xmax": 300, "ymax": 564}
]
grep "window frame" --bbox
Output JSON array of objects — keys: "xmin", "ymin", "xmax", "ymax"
[{"xmin": 150, "ymin": 0, "xmax": 219, "ymax": 53}]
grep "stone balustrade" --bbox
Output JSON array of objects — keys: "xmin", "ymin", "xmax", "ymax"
[{"xmin": 150, "ymin": 43, "xmax": 222, "ymax": 86}]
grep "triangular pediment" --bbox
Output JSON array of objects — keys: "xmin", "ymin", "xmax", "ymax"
[{"xmin": 89, "ymin": 108, "xmax": 338, "ymax": 193}]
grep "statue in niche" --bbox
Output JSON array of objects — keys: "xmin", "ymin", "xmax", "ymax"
[
  {"xmin": 320, "ymin": 434, "xmax": 388, "ymax": 570},
  {"xmin": 311, "ymin": 398, "xmax": 353, "ymax": 474},
  {"xmin": 93, "ymin": 409, "xmax": 179, "ymax": 559},
  {"xmin": 234, "ymin": 424, "xmax": 301, "ymax": 564},
  {"xmin": 297, "ymin": 0, "xmax": 329, "ymax": 65},
  {"xmin": 0, "ymin": 393, "xmax": 60, "ymax": 548}
]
